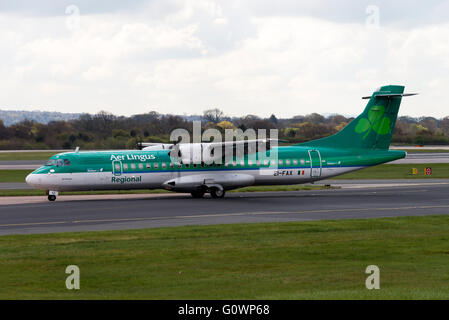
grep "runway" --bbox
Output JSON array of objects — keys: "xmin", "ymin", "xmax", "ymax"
[
  {"xmin": 1, "ymin": 182, "xmax": 449, "ymax": 235},
  {"xmin": 389, "ymin": 153, "xmax": 449, "ymax": 164}
]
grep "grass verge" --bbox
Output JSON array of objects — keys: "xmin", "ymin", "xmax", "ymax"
[
  {"xmin": 334, "ymin": 163, "xmax": 449, "ymax": 179},
  {"xmin": 0, "ymin": 152, "xmax": 58, "ymax": 161},
  {"xmin": 0, "ymin": 170, "xmax": 34, "ymax": 182},
  {"xmin": 0, "ymin": 215, "xmax": 449, "ymax": 299}
]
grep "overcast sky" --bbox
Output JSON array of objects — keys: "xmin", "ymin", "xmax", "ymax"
[{"xmin": 1, "ymin": 0, "xmax": 448, "ymax": 118}]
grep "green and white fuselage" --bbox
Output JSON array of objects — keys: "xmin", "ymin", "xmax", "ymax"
[
  {"xmin": 25, "ymin": 85, "xmax": 412, "ymax": 200},
  {"xmin": 25, "ymin": 147, "xmax": 405, "ymax": 191}
]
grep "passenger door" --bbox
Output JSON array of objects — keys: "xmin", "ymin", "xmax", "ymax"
[{"xmin": 308, "ymin": 150, "xmax": 322, "ymax": 178}]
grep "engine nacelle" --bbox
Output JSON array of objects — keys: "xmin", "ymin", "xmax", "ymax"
[
  {"xmin": 162, "ymin": 173, "xmax": 255, "ymax": 192},
  {"xmin": 175, "ymin": 143, "xmax": 221, "ymax": 164}
]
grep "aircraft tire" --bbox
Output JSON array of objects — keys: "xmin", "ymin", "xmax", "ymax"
[
  {"xmin": 210, "ymin": 188, "xmax": 225, "ymax": 198},
  {"xmin": 48, "ymin": 195, "xmax": 56, "ymax": 201}
]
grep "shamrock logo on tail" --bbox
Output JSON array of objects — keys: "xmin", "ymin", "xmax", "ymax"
[{"xmin": 355, "ymin": 105, "xmax": 391, "ymax": 139}]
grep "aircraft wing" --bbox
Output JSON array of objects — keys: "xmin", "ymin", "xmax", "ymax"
[{"xmin": 172, "ymin": 139, "xmax": 277, "ymax": 164}]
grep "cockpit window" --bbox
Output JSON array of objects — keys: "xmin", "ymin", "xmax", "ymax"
[
  {"xmin": 64, "ymin": 159, "xmax": 71, "ymax": 166},
  {"xmin": 45, "ymin": 159, "xmax": 57, "ymax": 166},
  {"xmin": 56, "ymin": 159, "xmax": 64, "ymax": 167}
]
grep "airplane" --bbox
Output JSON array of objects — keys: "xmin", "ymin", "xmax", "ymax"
[{"xmin": 26, "ymin": 85, "xmax": 416, "ymax": 201}]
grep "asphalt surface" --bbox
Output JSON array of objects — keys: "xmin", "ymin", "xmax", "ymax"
[
  {"xmin": 1, "ymin": 182, "xmax": 449, "ymax": 235},
  {"xmin": 390, "ymin": 153, "xmax": 449, "ymax": 164}
]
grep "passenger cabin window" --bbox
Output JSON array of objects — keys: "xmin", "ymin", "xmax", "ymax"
[
  {"xmin": 146, "ymin": 163, "xmax": 151, "ymax": 169},
  {"xmin": 139, "ymin": 163, "xmax": 144, "ymax": 169},
  {"xmin": 286, "ymin": 159, "xmax": 291, "ymax": 165},
  {"xmin": 131, "ymin": 163, "xmax": 136, "ymax": 170},
  {"xmin": 248, "ymin": 160, "xmax": 253, "ymax": 166},
  {"xmin": 123, "ymin": 163, "xmax": 129, "ymax": 170},
  {"xmin": 293, "ymin": 159, "xmax": 298, "ymax": 165},
  {"xmin": 170, "ymin": 163, "xmax": 174, "ymax": 168},
  {"xmin": 278, "ymin": 159, "xmax": 283, "ymax": 166},
  {"xmin": 264, "ymin": 160, "xmax": 269, "ymax": 166},
  {"xmin": 154, "ymin": 163, "xmax": 159, "ymax": 169},
  {"xmin": 256, "ymin": 160, "xmax": 261, "ymax": 166},
  {"xmin": 115, "ymin": 163, "xmax": 120, "ymax": 170},
  {"xmin": 162, "ymin": 163, "xmax": 167, "ymax": 169}
]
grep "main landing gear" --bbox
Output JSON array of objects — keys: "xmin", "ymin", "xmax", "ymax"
[
  {"xmin": 190, "ymin": 186, "xmax": 226, "ymax": 199},
  {"xmin": 210, "ymin": 187, "xmax": 225, "ymax": 198}
]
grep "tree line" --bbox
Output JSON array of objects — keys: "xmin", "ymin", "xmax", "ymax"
[{"xmin": 1, "ymin": 108, "xmax": 449, "ymax": 150}]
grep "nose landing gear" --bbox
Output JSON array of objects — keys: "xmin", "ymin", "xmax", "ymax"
[{"xmin": 46, "ymin": 190, "xmax": 58, "ymax": 201}]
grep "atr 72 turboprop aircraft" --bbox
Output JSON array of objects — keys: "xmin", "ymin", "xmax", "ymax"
[{"xmin": 26, "ymin": 85, "xmax": 416, "ymax": 201}]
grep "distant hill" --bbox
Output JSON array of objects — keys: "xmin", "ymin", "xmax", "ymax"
[{"xmin": 0, "ymin": 110, "xmax": 83, "ymax": 126}]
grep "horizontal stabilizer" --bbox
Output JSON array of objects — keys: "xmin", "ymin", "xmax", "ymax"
[{"xmin": 362, "ymin": 93, "xmax": 418, "ymax": 99}]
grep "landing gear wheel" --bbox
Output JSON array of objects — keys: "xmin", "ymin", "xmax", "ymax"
[
  {"xmin": 48, "ymin": 195, "xmax": 56, "ymax": 201},
  {"xmin": 191, "ymin": 191, "xmax": 205, "ymax": 198},
  {"xmin": 210, "ymin": 188, "xmax": 225, "ymax": 198}
]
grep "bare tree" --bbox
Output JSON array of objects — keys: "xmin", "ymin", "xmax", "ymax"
[{"xmin": 202, "ymin": 108, "xmax": 224, "ymax": 123}]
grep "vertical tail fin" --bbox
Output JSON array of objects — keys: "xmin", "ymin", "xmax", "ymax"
[{"xmin": 298, "ymin": 85, "xmax": 416, "ymax": 150}]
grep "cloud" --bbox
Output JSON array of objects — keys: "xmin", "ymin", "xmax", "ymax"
[{"xmin": 0, "ymin": 0, "xmax": 448, "ymax": 118}]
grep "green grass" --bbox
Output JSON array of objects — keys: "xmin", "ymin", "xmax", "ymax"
[
  {"xmin": 0, "ymin": 170, "xmax": 34, "ymax": 182},
  {"xmin": 1, "ymin": 215, "xmax": 449, "ymax": 299},
  {"xmin": 335, "ymin": 163, "xmax": 449, "ymax": 179},
  {"xmin": 0, "ymin": 152, "xmax": 58, "ymax": 161}
]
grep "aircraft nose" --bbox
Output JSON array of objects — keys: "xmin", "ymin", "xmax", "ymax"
[{"xmin": 25, "ymin": 173, "xmax": 37, "ymax": 186}]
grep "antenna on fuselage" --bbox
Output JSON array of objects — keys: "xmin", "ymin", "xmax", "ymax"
[{"xmin": 75, "ymin": 146, "xmax": 80, "ymax": 153}]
